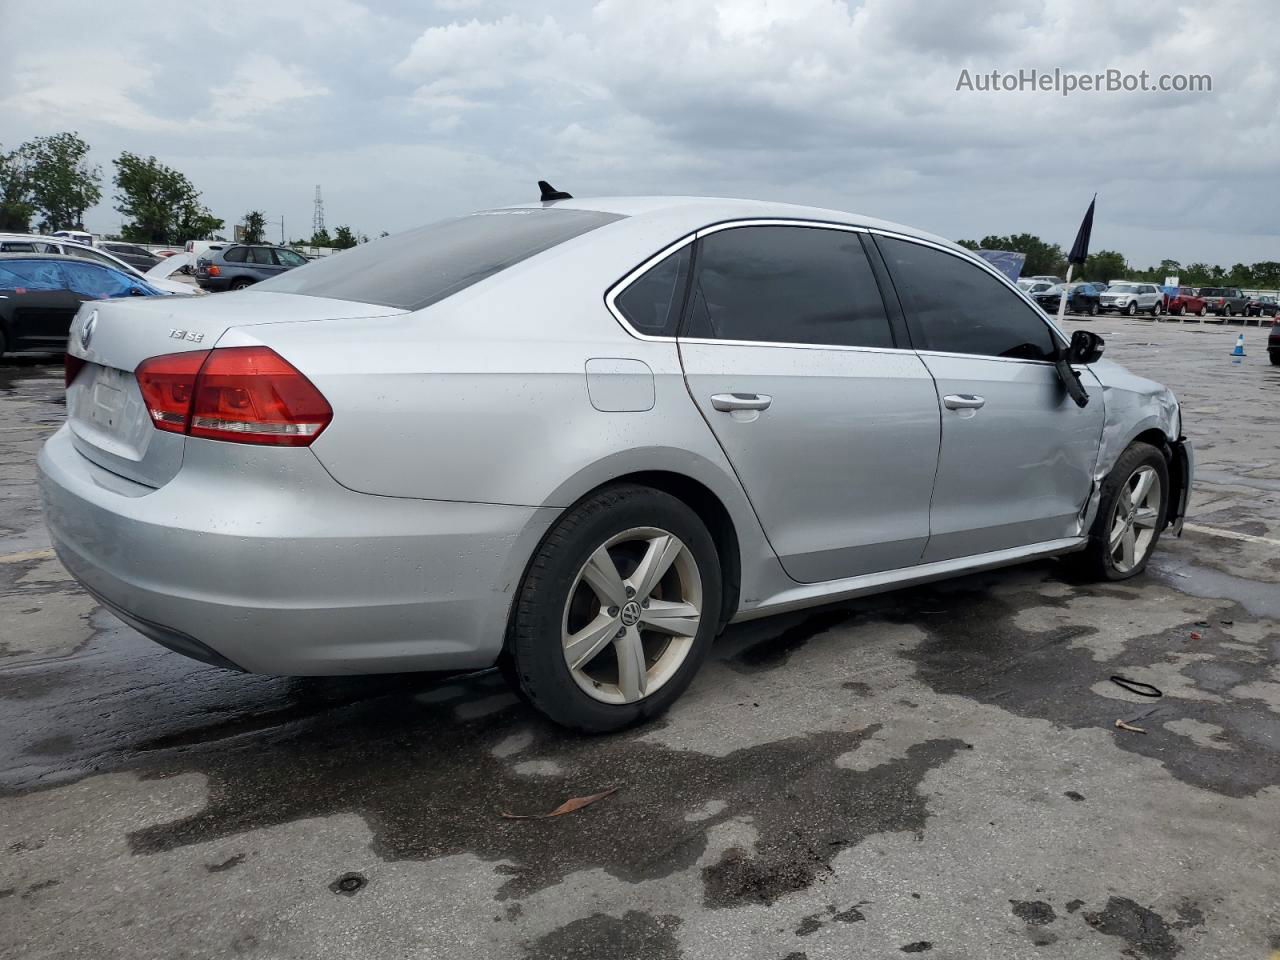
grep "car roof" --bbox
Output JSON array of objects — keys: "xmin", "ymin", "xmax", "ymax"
[
  {"xmin": 502, "ymin": 195, "xmax": 966, "ymax": 253},
  {"xmin": 0, "ymin": 251, "xmax": 111, "ymax": 263}
]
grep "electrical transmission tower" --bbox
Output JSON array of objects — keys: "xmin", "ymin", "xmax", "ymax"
[{"xmin": 313, "ymin": 185, "xmax": 325, "ymax": 236}]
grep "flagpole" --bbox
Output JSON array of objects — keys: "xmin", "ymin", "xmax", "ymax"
[{"xmin": 1057, "ymin": 264, "xmax": 1073, "ymax": 324}]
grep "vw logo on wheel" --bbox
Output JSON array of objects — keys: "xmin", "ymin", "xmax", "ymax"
[
  {"xmin": 80, "ymin": 310, "xmax": 98, "ymax": 350},
  {"xmin": 619, "ymin": 600, "xmax": 642, "ymax": 627}
]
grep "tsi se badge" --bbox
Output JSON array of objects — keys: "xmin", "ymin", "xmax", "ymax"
[
  {"xmin": 168, "ymin": 329, "xmax": 205, "ymax": 343},
  {"xmin": 79, "ymin": 310, "xmax": 98, "ymax": 349}
]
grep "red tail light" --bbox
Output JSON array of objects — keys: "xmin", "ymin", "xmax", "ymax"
[
  {"xmin": 135, "ymin": 347, "xmax": 332, "ymax": 446},
  {"xmin": 208, "ymin": 264, "xmax": 220, "ymax": 276},
  {"xmin": 65, "ymin": 353, "xmax": 88, "ymax": 388}
]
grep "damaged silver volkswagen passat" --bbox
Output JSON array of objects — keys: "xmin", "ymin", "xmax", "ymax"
[{"xmin": 39, "ymin": 193, "xmax": 1192, "ymax": 732}]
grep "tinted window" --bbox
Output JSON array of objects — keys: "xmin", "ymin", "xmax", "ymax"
[
  {"xmin": 613, "ymin": 245, "xmax": 690, "ymax": 337},
  {"xmin": 60, "ymin": 262, "xmax": 137, "ymax": 299},
  {"xmin": 684, "ymin": 226, "xmax": 894, "ymax": 348},
  {"xmin": 249, "ymin": 247, "xmax": 275, "ymax": 265},
  {"xmin": 274, "ymin": 249, "xmax": 307, "ymax": 267},
  {"xmin": 878, "ymin": 236, "xmax": 1057, "ymax": 362},
  {"xmin": 255, "ymin": 208, "xmax": 625, "ymax": 310},
  {"xmin": 0, "ymin": 259, "xmax": 66, "ymax": 290},
  {"xmin": 223, "ymin": 247, "xmax": 248, "ymax": 263},
  {"xmin": 0, "ymin": 241, "xmax": 37, "ymax": 252}
]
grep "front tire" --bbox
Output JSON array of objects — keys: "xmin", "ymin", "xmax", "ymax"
[
  {"xmin": 1125, "ymin": 301, "xmax": 1137, "ymax": 316},
  {"xmin": 507, "ymin": 484, "xmax": 722, "ymax": 732},
  {"xmin": 1089, "ymin": 302, "xmax": 1099, "ymax": 317},
  {"xmin": 1198, "ymin": 305, "xmax": 1207, "ymax": 317},
  {"xmin": 1270, "ymin": 350, "xmax": 1280, "ymax": 366},
  {"xmin": 1073, "ymin": 442, "xmax": 1169, "ymax": 581}
]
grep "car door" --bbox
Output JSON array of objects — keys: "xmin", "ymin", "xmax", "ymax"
[
  {"xmin": 249, "ymin": 246, "xmax": 285, "ymax": 280},
  {"xmin": 673, "ymin": 223, "xmax": 942, "ymax": 583},
  {"xmin": 273, "ymin": 248, "xmax": 307, "ymax": 272},
  {"xmin": 873, "ymin": 234, "xmax": 1105, "ymax": 562},
  {"xmin": 0, "ymin": 259, "xmax": 81, "ymax": 347}
]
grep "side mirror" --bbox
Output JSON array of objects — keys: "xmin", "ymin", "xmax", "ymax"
[
  {"xmin": 128, "ymin": 286, "xmax": 146, "ymax": 297},
  {"xmin": 1067, "ymin": 329, "xmax": 1104, "ymax": 364}
]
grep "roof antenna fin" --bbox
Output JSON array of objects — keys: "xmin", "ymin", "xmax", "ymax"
[{"xmin": 538, "ymin": 180, "xmax": 573, "ymax": 202}]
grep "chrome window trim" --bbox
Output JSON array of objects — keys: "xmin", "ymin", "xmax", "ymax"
[{"xmin": 679, "ymin": 336, "xmax": 912, "ymax": 356}]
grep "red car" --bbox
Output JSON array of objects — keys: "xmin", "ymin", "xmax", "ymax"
[{"xmin": 1167, "ymin": 287, "xmax": 1207, "ymax": 317}]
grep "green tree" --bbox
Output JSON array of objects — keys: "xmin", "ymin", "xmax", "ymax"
[
  {"xmin": 331, "ymin": 224, "xmax": 357, "ymax": 249},
  {"xmin": 113, "ymin": 152, "xmax": 223, "ymax": 243},
  {"xmin": 27, "ymin": 132, "xmax": 101, "ymax": 231},
  {"xmin": 954, "ymin": 238, "xmax": 980, "ymax": 251},
  {"xmin": 1084, "ymin": 249, "xmax": 1127, "ymax": 283},
  {"xmin": 1247, "ymin": 261, "xmax": 1280, "ymax": 289},
  {"xmin": 311, "ymin": 228, "xmax": 332, "ymax": 247},
  {"xmin": 0, "ymin": 141, "xmax": 39, "ymax": 231},
  {"xmin": 977, "ymin": 233, "xmax": 1066, "ymax": 277},
  {"xmin": 242, "ymin": 210, "xmax": 266, "ymax": 243}
]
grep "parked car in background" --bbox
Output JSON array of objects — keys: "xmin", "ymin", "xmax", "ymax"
[
  {"xmin": 0, "ymin": 253, "xmax": 168, "ymax": 357},
  {"xmin": 1198, "ymin": 287, "xmax": 1249, "ymax": 317},
  {"xmin": 1245, "ymin": 294, "xmax": 1278, "ymax": 317},
  {"xmin": 1027, "ymin": 274, "xmax": 1064, "ymax": 284},
  {"xmin": 1168, "ymin": 287, "xmax": 1208, "ymax": 317},
  {"xmin": 1017, "ymin": 279, "xmax": 1055, "ymax": 295},
  {"xmin": 51, "ymin": 229, "xmax": 94, "ymax": 247},
  {"xmin": 98, "ymin": 242, "xmax": 161, "ymax": 272},
  {"xmin": 1091, "ymin": 282, "xmax": 1108, "ymax": 292},
  {"xmin": 37, "ymin": 196, "xmax": 1193, "ymax": 732},
  {"xmin": 1099, "ymin": 282, "xmax": 1163, "ymax": 316},
  {"xmin": 0, "ymin": 233, "xmax": 193, "ymax": 295},
  {"xmin": 1270, "ymin": 322, "xmax": 1280, "ymax": 364},
  {"xmin": 195, "ymin": 244, "xmax": 309, "ymax": 291},
  {"xmin": 1031, "ymin": 282, "xmax": 1101, "ymax": 316}
]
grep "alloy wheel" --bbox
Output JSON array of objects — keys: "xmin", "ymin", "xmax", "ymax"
[
  {"xmin": 1108, "ymin": 466, "xmax": 1162, "ymax": 574},
  {"xmin": 561, "ymin": 527, "xmax": 703, "ymax": 704}
]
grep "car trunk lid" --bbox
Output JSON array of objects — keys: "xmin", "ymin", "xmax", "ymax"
[{"xmin": 64, "ymin": 292, "xmax": 406, "ymax": 488}]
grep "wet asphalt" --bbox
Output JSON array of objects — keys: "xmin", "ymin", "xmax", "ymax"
[{"xmin": 1, "ymin": 318, "xmax": 1278, "ymax": 959}]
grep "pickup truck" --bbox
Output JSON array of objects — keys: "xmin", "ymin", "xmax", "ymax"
[{"xmin": 1197, "ymin": 287, "xmax": 1250, "ymax": 317}]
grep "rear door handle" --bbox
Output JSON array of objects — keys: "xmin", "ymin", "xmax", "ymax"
[
  {"xmin": 943, "ymin": 394, "xmax": 986, "ymax": 410},
  {"xmin": 711, "ymin": 393, "xmax": 772, "ymax": 412}
]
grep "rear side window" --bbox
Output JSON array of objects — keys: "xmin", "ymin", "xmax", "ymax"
[
  {"xmin": 684, "ymin": 226, "xmax": 894, "ymax": 348},
  {"xmin": 878, "ymin": 236, "xmax": 1058, "ymax": 362},
  {"xmin": 249, "ymin": 247, "xmax": 274, "ymax": 265},
  {"xmin": 254, "ymin": 208, "xmax": 625, "ymax": 310},
  {"xmin": 0, "ymin": 259, "xmax": 65, "ymax": 290},
  {"xmin": 224, "ymin": 247, "xmax": 248, "ymax": 263},
  {"xmin": 60, "ymin": 262, "xmax": 137, "ymax": 298},
  {"xmin": 613, "ymin": 245, "xmax": 690, "ymax": 337}
]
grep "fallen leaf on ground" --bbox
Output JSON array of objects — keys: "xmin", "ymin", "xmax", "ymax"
[
  {"xmin": 500, "ymin": 787, "xmax": 620, "ymax": 820},
  {"xmin": 1114, "ymin": 719, "xmax": 1147, "ymax": 734}
]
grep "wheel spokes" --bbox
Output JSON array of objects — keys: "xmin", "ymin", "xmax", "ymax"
[
  {"xmin": 614, "ymin": 625, "xmax": 649, "ymax": 702},
  {"xmin": 581, "ymin": 545, "xmax": 627, "ymax": 608},
  {"xmin": 564, "ymin": 611, "xmax": 622, "ymax": 670},
  {"xmin": 1130, "ymin": 469, "xmax": 1155, "ymax": 508},
  {"xmin": 639, "ymin": 599, "xmax": 700, "ymax": 637},
  {"xmin": 627, "ymin": 534, "xmax": 684, "ymax": 600},
  {"xmin": 1120, "ymin": 527, "xmax": 1137, "ymax": 568},
  {"xmin": 1132, "ymin": 507, "xmax": 1159, "ymax": 530}
]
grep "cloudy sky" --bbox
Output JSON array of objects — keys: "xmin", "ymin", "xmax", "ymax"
[{"xmin": 2, "ymin": 0, "xmax": 1276, "ymax": 266}]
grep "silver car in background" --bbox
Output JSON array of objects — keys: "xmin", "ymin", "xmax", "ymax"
[
  {"xmin": 38, "ymin": 196, "xmax": 1192, "ymax": 731},
  {"xmin": 1100, "ymin": 281, "xmax": 1163, "ymax": 316}
]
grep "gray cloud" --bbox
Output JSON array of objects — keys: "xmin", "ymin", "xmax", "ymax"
[{"xmin": 1, "ymin": 0, "xmax": 1276, "ymax": 265}]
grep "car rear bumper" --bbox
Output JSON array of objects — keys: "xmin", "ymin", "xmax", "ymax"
[
  {"xmin": 37, "ymin": 425, "xmax": 554, "ymax": 674},
  {"xmin": 194, "ymin": 275, "xmax": 231, "ymax": 291}
]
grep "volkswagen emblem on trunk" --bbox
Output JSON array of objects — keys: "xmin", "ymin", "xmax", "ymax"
[{"xmin": 80, "ymin": 310, "xmax": 98, "ymax": 349}]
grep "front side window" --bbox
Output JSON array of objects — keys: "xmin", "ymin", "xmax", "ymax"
[
  {"xmin": 274, "ymin": 249, "xmax": 307, "ymax": 267},
  {"xmin": 613, "ymin": 245, "xmax": 690, "ymax": 337},
  {"xmin": 878, "ymin": 236, "xmax": 1058, "ymax": 362},
  {"xmin": 684, "ymin": 225, "xmax": 894, "ymax": 348},
  {"xmin": 60, "ymin": 262, "xmax": 137, "ymax": 299}
]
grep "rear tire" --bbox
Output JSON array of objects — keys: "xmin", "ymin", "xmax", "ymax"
[
  {"xmin": 1089, "ymin": 302, "xmax": 1099, "ymax": 317},
  {"xmin": 1270, "ymin": 350, "xmax": 1280, "ymax": 366},
  {"xmin": 0, "ymin": 326, "xmax": 7, "ymax": 359},
  {"xmin": 1071, "ymin": 442, "xmax": 1169, "ymax": 582},
  {"xmin": 229, "ymin": 278, "xmax": 254, "ymax": 291},
  {"xmin": 1224, "ymin": 304, "xmax": 1233, "ymax": 318},
  {"xmin": 507, "ymin": 484, "xmax": 722, "ymax": 733},
  {"xmin": 1198, "ymin": 305, "xmax": 1207, "ymax": 317}
]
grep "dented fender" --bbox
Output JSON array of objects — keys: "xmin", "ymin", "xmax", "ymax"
[{"xmin": 1079, "ymin": 359, "xmax": 1189, "ymax": 535}]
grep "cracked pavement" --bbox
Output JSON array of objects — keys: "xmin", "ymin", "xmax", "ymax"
[{"xmin": 1, "ymin": 317, "xmax": 1278, "ymax": 959}]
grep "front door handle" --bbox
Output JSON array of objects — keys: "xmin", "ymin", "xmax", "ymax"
[
  {"xmin": 711, "ymin": 393, "xmax": 772, "ymax": 412},
  {"xmin": 943, "ymin": 394, "xmax": 986, "ymax": 410}
]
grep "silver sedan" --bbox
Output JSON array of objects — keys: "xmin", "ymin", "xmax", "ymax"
[{"xmin": 38, "ymin": 195, "xmax": 1193, "ymax": 731}]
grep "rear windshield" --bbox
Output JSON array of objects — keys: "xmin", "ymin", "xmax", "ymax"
[{"xmin": 254, "ymin": 208, "xmax": 624, "ymax": 310}]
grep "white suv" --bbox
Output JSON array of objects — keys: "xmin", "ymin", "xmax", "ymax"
[{"xmin": 1100, "ymin": 282, "xmax": 1162, "ymax": 317}]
